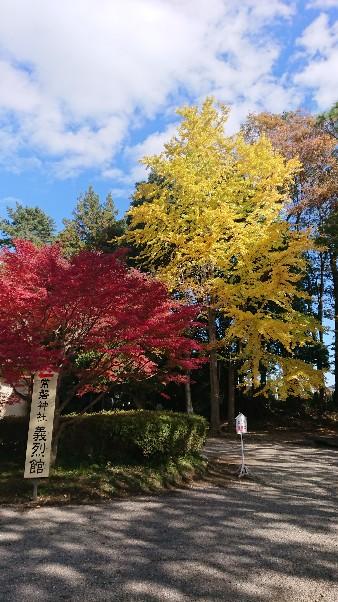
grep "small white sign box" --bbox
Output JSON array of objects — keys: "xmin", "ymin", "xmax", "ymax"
[
  {"xmin": 24, "ymin": 371, "xmax": 58, "ymax": 479},
  {"xmin": 236, "ymin": 412, "xmax": 247, "ymax": 434}
]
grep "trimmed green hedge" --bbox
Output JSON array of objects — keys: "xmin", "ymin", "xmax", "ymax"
[
  {"xmin": 0, "ymin": 410, "xmax": 208, "ymax": 465},
  {"xmin": 0, "ymin": 417, "xmax": 28, "ymax": 460},
  {"xmin": 59, "ymin": 411, "xmax": 208, "ymax": 464}
]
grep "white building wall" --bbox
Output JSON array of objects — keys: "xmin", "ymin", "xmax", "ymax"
[{"xmin": 0, "ymin": 379, "xmax": 28, "ymax": 418}]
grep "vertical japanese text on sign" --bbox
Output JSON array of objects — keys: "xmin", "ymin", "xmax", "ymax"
[{"xmin": 24, "ymin": 372, "xmax": 58, "ymax": 479}]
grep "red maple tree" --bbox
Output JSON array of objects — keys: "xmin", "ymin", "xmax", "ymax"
[{"xmin": 0, "ymin": 241, "xmax": 201, "ymax": 450}]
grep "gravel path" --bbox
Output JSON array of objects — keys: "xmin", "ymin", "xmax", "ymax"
[{"xmin": 1, "ymin": 438, "xmax": 337, "ymax": 601}]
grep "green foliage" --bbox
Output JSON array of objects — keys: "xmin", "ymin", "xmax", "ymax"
[
  {"xmin": 0, "ymin": 411, "xmax": 208, "ymax": 466},
  {"xmin": 58, "ymin": 186, "xmax": 125, "ymax": 255},
  {"xmin": 0, "ymin": 454, "xmax": 207, "ymax": 504},
  {"xmin": 0, "ymin": 203, "xmax": 56, "ymax": 247},
  {"xmin": 0, "ymin": 417, "xmax": 28, "ymax": 460},
  {"xmin": 317, "ymin": 101, "xmax": 338, "ymax": 139},
  {"xmin": 59, "ymin": 411, "xmax": 208, "ymax": 465},
  {"xmin": 318, "ymin": 210, "xmax": 338, "ymax": 256}
]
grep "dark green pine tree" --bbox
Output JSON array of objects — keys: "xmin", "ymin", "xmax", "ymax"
[
  {"xmin": 0, "ymin": 203, "xmax": 56, "ymax": 247},
  {"xmin": 317, "ymin": 101, "xmax": 338, "ymax": 140},
  {"xmin": 58, "ymin": 186, "xmax": 125, "ymax": 255}
]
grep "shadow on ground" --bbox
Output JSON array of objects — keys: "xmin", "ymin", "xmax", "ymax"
[{"xmin": 0, "ymin": 440, "xmax": 337, "ymax": 601}]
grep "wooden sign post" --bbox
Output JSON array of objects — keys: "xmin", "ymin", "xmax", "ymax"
[{"xmin": 24, "ymin": 371, "xmax": 58, "ymax": 498}]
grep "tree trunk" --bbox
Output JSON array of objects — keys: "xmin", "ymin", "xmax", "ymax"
[
  {"xmin": 185, "ymin": 373, "xmax": 194, "ymax": 414},
  {"xmin": 330, "ymin": 252, "xmax": 338, "ymax": 406},
  {"xmin": 50, "ymin": 379, "xmax": 62, "ymax": 468},
  {"xmin": 318, "ymin": 252, "xmax": 325, "ymax": 345},
  {"xmin": 259, "ymin": 363, "xmax": 267, "ymax": 388},
  {"xmin": 317, "ymin": 251, "xmax": 326, "ymax": 403},
  {"xmin": 50, "ymin": 409, "xmax": 60, "ymax": 468},
  {"xmin": 207, "ymin": 306, "xmax": 220, "ymax": 434},
  {"xmin": 227, "ymin": 364, "xmax": 235, "ymax": 426},
  {"xmin": 50, "ymin": 387, "xmax": 108, "ymax": 466}
]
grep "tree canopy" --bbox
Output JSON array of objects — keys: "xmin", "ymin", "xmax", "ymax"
[
  {"xmin": 0, "ymin": 203, "xmax": 56, "ymax": 247},
  {"xmin": 58, "ymin": 186, "xmax": 125, "ymax": 255},
  {"xmin": 0, "ymin": 241, "xmax": 201, "ymax": 410},
  {"xmin": 126, "ymin": 99, "xmax": 323, "ymax": 428},
  {"xmin": 0, "ymin": 99, "xmax": 336, "ymax": 430},
  {"xmin": 243, "ymin": 108, "xmax": 337, "ymax": 405}
]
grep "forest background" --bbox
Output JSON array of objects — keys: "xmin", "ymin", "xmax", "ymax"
[{"xmin": 0, "ymin": 100, "xmax": 336, "ymax": 432}]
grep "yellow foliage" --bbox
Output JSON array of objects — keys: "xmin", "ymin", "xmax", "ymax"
[{"xmin": 126, "ymin": 98, "xmax": 323, "ymax": 399}]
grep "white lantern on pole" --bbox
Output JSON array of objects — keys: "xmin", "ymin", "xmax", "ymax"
[
  {"xmin": 236, "ymin": 412, "xmax": 247, "ymax": 434},
  {"xmin": 235, "ymin": 412, "xmax": 249, "ymax": 477}
]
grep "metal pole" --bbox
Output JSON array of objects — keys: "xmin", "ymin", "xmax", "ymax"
[
  {"xmin": 238, "ymin": 432, "xmax": 249, "ymax": 478},
  {"xmin": 32, "ymin": 480, "xmax": 38, "ymax": 501}
]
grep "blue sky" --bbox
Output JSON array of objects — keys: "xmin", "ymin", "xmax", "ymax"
[{"xmin": 0, "ymin": 0, "xmax": 337, "ymax": 229}]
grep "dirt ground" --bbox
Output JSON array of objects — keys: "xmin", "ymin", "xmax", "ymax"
[{"xmin": 0, "ymin": 435, "xmax": 337, "ymax": 601}]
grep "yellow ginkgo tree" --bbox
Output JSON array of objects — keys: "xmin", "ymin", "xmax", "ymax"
[{"xmin": 126, "ymin": 98, "xmax": 323, "ymax": 432}]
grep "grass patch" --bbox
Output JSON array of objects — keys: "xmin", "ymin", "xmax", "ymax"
[{"xmin": 0, "ymin": 454, "xmax": 207, "ymax": 507}]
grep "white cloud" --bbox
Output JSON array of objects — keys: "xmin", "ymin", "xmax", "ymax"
[
  {"xmin": 125, "ymin": 124, "xmax": 179, "ymax": 161},
  {"xmin": 0, "ymin": 196, "xmax": 21, "ymax": 205},
  {"xmin": 102, "ymin": 122, "xmax": 185, "ymax": 186},
  {"xmin": 0, "ymin": 0, "xmax": 321, "ymax": 181},
  {"xmin": 109, "ymin": 187, "xmax": 131, "ymax": 199},
  {"xmin": 307, "ymin": 1, "xmax": 338, "ymax": 8},
  {"xmin": 294, "ymin": 14, "xmax": 338, "ymax": 108},
  {"xmin": 102, "ymin": 163, "xmax": 147, "ymax": 186}
]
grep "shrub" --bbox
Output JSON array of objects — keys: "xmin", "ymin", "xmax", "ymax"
[
  {"xmin": 59, "ymin": 410, "xmax": 209, "ymax": 465},
  {"xmin": 0, "ymin": 411, "xmax": 209, "ymax": 466},
  {"xmin": 0, "ymin": 417, "xmax": 28, "ymax": 461}
]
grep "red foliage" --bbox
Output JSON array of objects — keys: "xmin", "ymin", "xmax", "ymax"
[{"xmin": 0, "ymin": 241, "xmax": 201, "ymax": 396}]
